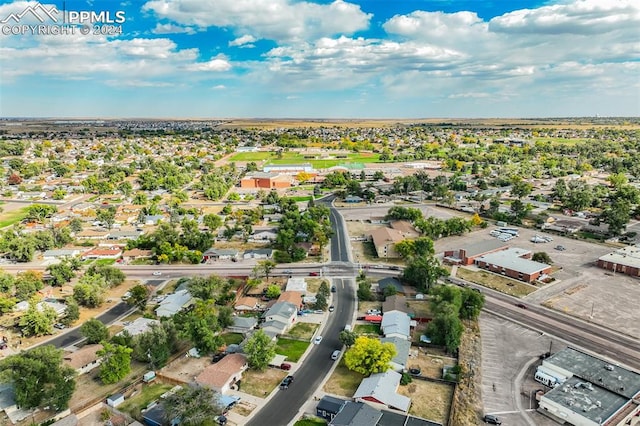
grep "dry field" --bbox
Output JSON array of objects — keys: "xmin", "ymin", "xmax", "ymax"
[
  {"xmin": 398, "ymin": 380, "xmax": 454, "ymax": 425},
  {"xmin": 241, "ymin": 367, "xmax": 288, "ymax": 397},
  {"xmin": 158, "ymin": 353, "xmax": 210, "ymax": 384}
]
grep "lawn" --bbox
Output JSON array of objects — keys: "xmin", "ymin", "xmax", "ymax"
[
  {"xmin": 228, "ymin": 151, "xmax": 380, "ymax": 168},
  {"xmin": 306, "ymin": 278, "xmax": 327, "ymax": 293},
  {"xmin": 322, "ymin": 361, "xmax": 364, "ymax": 397},
  {"xmin": 117, "ymin": 383, "xmax": 174, "ymax": 419},
  {"xmin": 294, "ymin": 417, "xmax": 328, "ymax": 426},
  {"xmin": 93, "ymin": 258, "xmax": 117, "ymax": 266},
  {"xmin": 456, "ymin": 267, "xmax": 537, "ymax": 297},
  {"xmin": 0, "ymin": 207, "xmax": 28, "ymax": 228},
  {"xmin": 221, "ymin": 332, "xmax": 244, "ymax": 345},
  {"xmin": 354, "ymin": 324, "xmax": 381, "ymax": 335},
  {"xmin": 275, "ymin": 338, "xmax": 311, "ymax": 362},
  {"xmin": 286, "ymin": 322, "xmax": 319, "ymax": 340},
  {"xmin": 241, "ymin": 368, "xmax": 288, "ymax": 397}
]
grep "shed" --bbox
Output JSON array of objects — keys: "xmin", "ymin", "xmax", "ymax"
[{"xmin": 106, "ymin": 393, "xmax": 124, "ymax": 407}]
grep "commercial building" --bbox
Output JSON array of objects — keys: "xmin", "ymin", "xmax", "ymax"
[
  {"xmin": 443, "ymin": 239, "xmax": 508, "ymax": 265},
  {"xmin": 474, "ymin": 247, "xmax": 552, "ymax": 283},
  {"xmin": 370, "ymin": 227, "xmax": 405, "ymax": 259},
  {"xmin": 597, "ymin": 245, "xmax": 640, "ymax": 277},
  {"xmin": 538, "ymin": 348, "xmax": 640, "ymax": 426},
  {"xmin": 240, "ymin": 172, "xmax": 292, "ymax": 189}
]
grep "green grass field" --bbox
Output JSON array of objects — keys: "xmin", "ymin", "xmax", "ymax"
[
  {"xmin": 354, "ymin": 324, "xmax": 381, "ymax": 335},
  {"xmin": 221, "ymin": 332, "xmax": 244, "ymax": 346},
  {"xmin": 228, "ymin": 151, "xmax": 380, "ymax": 168},
  {"xmin": 294, "ymin": 418, "xmax": 328, "ymax": 426},
  {"xmin": 275, "ymin": 338, "xmax": 311, "ymax": 362},
  {"xmin": 0, "ymin": 207, "xmax": 28, "ymax": 229},
  {"xmin": 117, "ymin": 383, "xmax": 174, "ymax": 419}
]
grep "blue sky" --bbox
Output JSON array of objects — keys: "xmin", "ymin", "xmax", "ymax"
[{"xmin": 0, "ymin": 0, "xmax": 638, "ymax": 118}]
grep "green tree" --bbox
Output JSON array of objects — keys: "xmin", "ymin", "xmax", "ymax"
[
  {"xmin": 61, "ymin": 297, "xmax": 80, "ymax": 326},
  {"xmin": 73, "ymin": 274, "xmax": 107, "ymax": 308},
  {"xmin": 175, "ymin": 300, "xmax": 223, "ymax": 356},
  {"xmin": 265, "ymin": 284, "xmax": 281, "ymax": 299},
  {"xmin": 0, "ymin": 345, "xmax": 76, "ymax": 411},
  {"xmin": 0, "ymin": 295, "xmax": 17, "ymax": 314},
  {"xmin": 258, "ymin": 260, "xmax": 276, "ymax": 281},
  {"xmin": 314, "ymin": 293, "xmax": 328, "ymax": 311},
  {"xmin": 318, "ymin": 281, "xmax": 330, "ymax": 298},
  {"xmin": 244, "ymin": 329, "xmax": 276, "ymax": 371},
  {"xmin": 47, "ymin": 259, "xmax": 76, "ymax": 286},
  {"xmin": 132, "ymin": 322, "xmax": 179, "ymax": 369},
  {"xmin": 25, "ymin": 204, "xmax": 57, "ymax": 222},
  {"xmin": 86, "ymin": 265, "xmax": 126, "ymax": 287},
  {"xmin": 80, "ymin": 318, "xmax": 109, "ymax": 344},
  {"xmin": 97, "ymin": 342, "xmax": 132, "ymax": 384},
  {"xmin": 69, "ymin": 218, "xmax": 83, "ymax": 233},
  {"xmin": 14, "ymin": 271, "xmax": 44, "ymax": 301},
  {"xmin": 459, "ymin": 287, "xmax": 485, "ymax": 320},
  {"xmin": 162, "ymin": 386, "xmax": 223, "ymax": 426},
  {"xmin": 402, "ymin": 255, "xmax": 447, "ymax": 292},
  {"xmin": 0, "ymin": 271, "xmax": 15, "ymax": 293},
  {"xmin": 427, "ymin": 303, "xmax": 464, "ymax": 353},
  {"xmin": 127, "ymin": 284, "xmax": 149, "ymax": 310},
  {"xmin": 19, "ymin": 298, "xmax": 57, "ymax": 336},
  {"xmin": 532, "ymin": 251, "xmax": 553, "ymax": 264},
  {"xmin": 357, "ymin": 280, "xmax": 374, "ymax": 301},
  {"xmin": 601, "ymin": 198, "xmax": 632, "ymax": 235},
  {"xmin": 339, "ymin": 330, "xmax": 357, "ymax": 348},
  {"xmin": 344, "ymin": 336, "xmax": 396, "ymax": 376},
  {"xmin": 203, "ymin": 213, "xmax": 223, "ymax": 231},
  {"xmin": 188, "ymin": 276, "xmax": 224, "ymax": 300}
]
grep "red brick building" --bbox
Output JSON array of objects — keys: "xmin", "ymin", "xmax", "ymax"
[
  {"xmin": 474, "ymin": 247, "xmax": 552, "ymax": 283},
  {"xmin": 443, "ymin": 239, "xmax": 508, "ymax": 265},
  {"xmin": 597, "ymin": 246, "xmax": 640, "ymax": 277},
  {"xmin": 240, "ymin": 172, "xmax": 291, "ymax": 189}
]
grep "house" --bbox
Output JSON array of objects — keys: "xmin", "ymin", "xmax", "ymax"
[
  {"xmin": 76, "ymin": 229, "xmax": 111, "ymax": 240},
  {"xmin": 243, "ymin": 249, "xmax": 273, "ymax": 260},
  {"xmin": 106, "ymin": 229, "xmax": 142, "ymax": 240},
  {"xmin": 81, "ymin": 246, "xmax": 122, "ymax": 260},
  {"xmin": 330, "ymin": 401, "xmax": 382, "ymax": 426},
  {"xmin": 380, "ymin": 337, "xmax": 411, "ymax": 372},
  {"xmin": 121, "ymin": 248, "xmax": 153, "ymax": 263},
  {"xmin": 345, "ymin": 195, "xmax": 364, "ymax": 203},
  {"xmin": 443, "ymin": 239, "xmax": 509, "ymax": 265},
  {"xmin": 286, "ymin": 277, "xmax": 307, "ymax": 292},
  {"xmin": 474, "ymin": 247, "xmax": 552, "ymax": 283},
  {"xmin": 264, "ymin": 301, "xmax": 297, "ymax": 331},
  {"xmin": 597, "ymin": 245, "xmax": 640, "ymax": 277},
  {"xmin": 63, "ymin": 344, "xmax": 102, "ymax": 375},
  {"xmin": 377, "ymin": 277, "xmax": 404, "ymax": 295},
  {"xmin": 353, "ymin": 370, "xmax": 411, "ymax": 412},
  {"xmin": 118, "ymin": 317, "xmax": 160, "ymax": 337},
  {"xmin": 250, "ymin": 229, "xmax": 278, "ymax": 241},
  {"xmin": 195, "ymin": 353, "xmax": 248, "ymax": 393},
  {"xmin": 155, "ymin": 289, "xmax": 193, "ymax": 317},
  {"xmin": 381, "ymin": 311, "xmax": 411, "ymax": 340},
  {"xmin": 42, "ymin": 249, "xmax": 82, "ymax": 262},
  {"xmin": 234, "ymin": 296, "xmax": 260, "ymax": 312},
  {"xmin": 317, "ymin": 395, "xmax": 347, "ymax": 422},
  {"xmin": 278, "ymin": 291, "xmax": 303, "ymax": 309},
  {"xmin": 202, "ymin": 248, "xmax": 239, "ymax": 262},
  {"xmin": 142, "ymin": 404, "xmax": 171, "ymax": 426},
  {"xmin": 382, "ymin": 295, "xmax": 414, "ymax": 317},
  {"xmin": 50, "ymin": 414, "xmax": 79, "ymax": 426},
  {"xmin": 228, "ymin": 316, "xmax": 258, "ymax": 334},
  {"xmin": 143, "ymin": 215, "xmax": 165, "ymax": 226},
  {"xmin": 389, "ymin": 220, "xmax": 420, "ymax": 238},
  {"xmin": 370, "ymin": 227, "xmax": 405, "ymax": 259},
  {"xmin": 15, "ymin": 299, "xmax": 67, "ymax": 317},
  {"xmin": 240, "ymin": 172, "xmax": 292, "ymax": 189}
]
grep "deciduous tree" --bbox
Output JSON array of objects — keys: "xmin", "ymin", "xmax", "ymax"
[
  {"xmin": 80, "ymin": 318, "xmax": 109, "ymax": 344},
  {"xmin": 162, "ymin": 386, "xmax": 223, "ymax": 426},
  {"xmin": 97, "ymin": 342, "xmax": 132, "ymax": 384},
  {"xmin": 244, "ymin": 329, "xmax": 276, "ymax": 371},
  {"xmin": 344, "ymin": 336, "xmax": 396, "ymax": 376}
]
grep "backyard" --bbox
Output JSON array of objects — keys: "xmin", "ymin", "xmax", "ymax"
[{"xmin": 117, "ymin": 382, "xmax": 175, "ymax": 420}]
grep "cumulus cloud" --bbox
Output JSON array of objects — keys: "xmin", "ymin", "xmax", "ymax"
[
  {"xmin": 229, "ymin": 34, "xmax": 257, "ymax": 47},
  {"xmin": 186, "ymin": 55, "xmax": 231, "ymax": 71},
  {"xmin": 152, "ymin": 23, "xmax": 196, "ymax": 34},
  {"xmin": 142, "ymin": 0, "xmax": 372, "ymax": 42}
]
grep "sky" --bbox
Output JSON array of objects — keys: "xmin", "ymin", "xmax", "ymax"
[{"xmin": 0, "ymin": 0, "xmax": 638, "ymax": 118}]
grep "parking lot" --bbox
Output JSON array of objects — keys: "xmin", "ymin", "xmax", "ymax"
[
  {"xmin": 435, "ymin": 226, "xmax": 640, "ymax": 339},
  {"xmin": 479, "ymin": 313, "xmax": 566, "ymax": 426}
]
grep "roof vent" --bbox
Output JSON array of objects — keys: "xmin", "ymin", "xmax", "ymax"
[
  {"xmin": 605, "ymin": 365, "xmax": 614, "ymax": 371},
  {"xmin": 596, "ymin": 401, "xmax": 601, "ymax": 408},
  {"xmin": 618, "ymin": 376, "xmax": 622, "ymax": 381}
]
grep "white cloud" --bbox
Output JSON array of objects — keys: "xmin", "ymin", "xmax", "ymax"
[
  {"xmin": 142, "ymin": 0, "xmax": 371, "ymax": 42},
  {"xmin": 186, "ymin": 55, "xmax": 232, "ymax": 71},
  {"xmin": 152, "ymin": 22, "xmax": 196, "ymax": 35},
  {"xmin": 212, "ymin": 84, "xmax": 226, "ymax": 90},
  {"xmin": 229, "ymin": 34, "xmax": 257, "ymax": 47}
]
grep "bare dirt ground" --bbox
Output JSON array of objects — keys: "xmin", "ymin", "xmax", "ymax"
[
  {"xmin": 398, "ymin": 380, "xmax": 454, "ymax": 425},
  {"xmin": 158, "ymin": 353, "xmax": 210, "ymax": 384}
]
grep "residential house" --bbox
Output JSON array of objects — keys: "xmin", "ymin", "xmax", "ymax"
[
  {"xmin": 228, "ymin": 316, "xmax": 258, "ymax": 334},
  {"xmin": 234, "ymin": 296, "xmax": 260, "ymax": 312},
  {"xmin": 380, "ymin": 337, "xmax": 411, "ymax": 373},
  {"xmin": 121, "ymin": 248, "xmax": 153, "ymax": 263},
  {"xmin": 202, "ymin": 248, "xmax": 239, "ymax": 262},
  {"xmin": 118, "ymin": 317, "xmax": 160, "ymax": 337},
  {"xmin": 81, "ymin": 246, "xmax": 122, "ymax": 261},
  {"xmin": 317, "ymin": 396, "xmax": 347, "ymax": 422},
  {"xmin": 63, "ymin": 344, "xmax": 102, "ymax": 375},
  {"xmin": 382, "ymin": 295, "xmax": 414, "ymax": 317},
  {"xmin": 15, "ymin": 298, "xmax": 67, "ymax": 317},
  {"xmin": 377, "ymin": 277, "xmax": 404, "ymax": 295},
  {"xmin": 249, "ymin": 229, "xmax": 278, "ymax": 242},
  {"xmin": 370, "ymin": 227, "xmax": 405, "ymax": 259},
  {"xmin": 42, "ymin": 248, "xmax": 82, "ymax": 262},
  {"xmin": 243, "ymin": 249, "xmax": 273, "ymax": 260},
  {"xmin": 353, "ymin": 370, "xmax": 411, "ymax": 412},
  {"xmin": 143, "ymin": 215, "xmax": 165, "ymax": 226},
  {"xmin": 330, "ymin": 401, "xmax": 382, "ymax": 426},
  {"xmin": 76, "ymin": 229, "xmax": 111, "ymax": 240},
  {"xmin": 381, "ymin": 311, "xmax": 411, "ymax": 340},
  {"xmin": 106, "ymin": 229, "xmax": 142, "ymax": 241},
  {"xmin": 278, "ymin": 291, "xmax": 303, "ymax": 310},
  {"xmin": 195, "ymin": 353, "xmax": 248, "ymax": 393},
  {"xmin": 155, "ymin": 289, "xmax": 193, "ymax": 318},
  {"xmin": 261, "ymin": 301, "xmax": 298, "ymax": 337}
]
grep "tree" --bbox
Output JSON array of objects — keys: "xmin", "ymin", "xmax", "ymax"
[
  {"xmin": 96, "ymin": 206, "xmax": 117, "ymax": 229},
  {"xmin": 14, "ymin": 271, "xmax": 44, "ymax": 301},
  {"xmin": 244, "ymin": 329, "xmax": 276, "ymax": 371},
  {"xmin": 532, "ymin": 251, "xmax": 553, "ymax": 265},
  {"xmin": 314, "ymin": 293, "xmax": 328, "ymax": 311},
  {"xmin": 459, "ymin": 287, "xmax": 485, "ymax": 320},
  {"xmin": 19, "ymin": 298, "xmax": 56, "ymax": 336},
  {"xmin": 0, "ymin": 345, "xmax": 76, "ymax": 411},
  {"xmin": 339, "ymin": 330, "xmax": 357, "ymax": 348},
  {"xmin": 395, "ymin": 237, "xmax": 434, "ymax": 259},
  {"xmin": 265, "ymin": 284, "xmax": 281, "ymax": 299},
  {"xmin": 601, "ymin": 198, "xmax": 632, "ymax": 235},
  {"xmin": 132, "ymin": 322, "xmax": 179, "ymax": 369},
  {"xmin": 69, "ymin": 218, "xmax": 83, "ymax": 233},
  {"xmin": 188, "ymin": 275, "xmax": 224, "ymax": 300},
  {"xmin": 0, "ymin": 295, "xmax": 16, "ymax": 314},
  {"xmin": 357, "ymin": 280, "xmax": 375, "ymax": 301},
  {"xmin": 127, "ymin": 284, "xmax": 149, "ymax": 310},
  {"xmin": 80, "ymin": 318, "xmax": 109, "ymax": 344},
  {"xmin": 87, "ymin": 265, "xmax": 126, "ymax": 287},
  {"xmin": 175, "ymin": 300, "xmax": 223, "ymax": 356},
  {"xmin": 258, "ymin": 260, "xmax": 276, "ymax": 281},
  {"xmin": 25, "ymin": 204, "xmax": 57, "ymax": 222},
  {"xmin": 73, "ymin": 274, "xmax": 106, "ymax": 308},
  {"xmin": 318, "ymin": 281, "xmax": 330, "ymax": 298},
  {"xmin": 162, "ymin": 386, "xmax": 223, "ymax": 426},
  {"xmin": 97, "ymin": 342, "xmax": 132, "ymax": 384},
  {"xmin": 402, "ymin": 255, "xmax": 447, "ymax": 292},
  {"xmin": 344, "ymin": 336, "xmax": 396, "ymax": 376},
  {"xmin": 47, "ymin": 260, "xmax": 76, "ymax": 286},
  {"xmin": 0, "ymin": 271, "xmax": 15, "ymax": 293},
  {"xmin": 203, "ymin": 213, "xmax": 223, "ymax": 231},
  {"xmin": 61, "ymin": 297, "xmax": 80, "ymax": 326},
  {"xmin": 426, "ymin": 303, "xmax": 464, "ymax": 353}
]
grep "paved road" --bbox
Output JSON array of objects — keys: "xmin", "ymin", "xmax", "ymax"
[
  {"xmin": 34, "ymin": 301, "xmax": 133, "ymax": 349},
  {"xmin": 247, "ymin": 198, "xmax": 356, "ymax": 426}
]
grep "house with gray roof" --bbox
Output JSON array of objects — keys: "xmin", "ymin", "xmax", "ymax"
[
  {"xmin": 243, "ymin": 248, "xmax": 273, "ymax": 259},
  {"xmin": 330, "ymin": 401, "xmax": 382, "ymax": 426},
  {"xmin": 353, "ymin": 370, "xmax": 411, "ymax": 412},
  {"xmin": 155, "ymin": 289, "xmax": 193, "ymax": 317},
  {"xmin": 228, "ymin": 316, "xmax": 258, "ymax": 335},
  {"xmin": 261, "ymin": 301, "xmax": 297, "ymax": 336},
  {"xmin": 381, "ymin": 337, "xmax": 411, "ymax": 372},
  {"xmin": 381, "ymin": 311, "xmax": 411, "ymax": 340},
  {"xmin": 118, "ymin": 317, "xmax": 160, "ymax": 337},
  {"xmin": 202, "ymin": 248, "xmax": 239, "ymax": 262}
]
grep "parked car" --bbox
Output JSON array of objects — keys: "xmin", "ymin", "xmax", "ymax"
[
  {"xmin": 483, "ymin": 414, "xmax": 502, "ymax": 425},
  {"xmin": 331, "ymin": 350, "xmax": 341, "ymax": 360},
  {"xmin": 54, "ymin": 323, "xmax": 66, "ymax": 330},
  {"xmin": 331, "ymin": 285, "xmax": 337, "ymax": 293},
  {"xmin": 515, "ymin": 303, "xmax": 528, "ymax": 309},
  {"xmin": 212, "ymin": 353, "xmax": 226, "ymax": 363},
  {"xmin": 328, "ymin": 305, "xmax": 335, "ymax": 312},
  {"xmin": 280, "ymin": 375, "xmax": 294, "ymax": 389},
  {"xmin": 313, "ymin": 336, "xmax": 323, "ymax": 345},
  {"xmin": 555, "ymin": 245, "xmax": 566, "ymax": 251},
  {"xmin": 152, "ymin": 271, "xmax": 162, "ymax": 276},
  {"xmin": 309, "ymin": 272, "xmax": 319, "ymax": 276},
  {"xmin": 280, "ymin": 363, "xmax": 292, "ymax": 371},
  {"xmin": 366, "ymin": 309, "xmax": 381, "ymax": 315}
]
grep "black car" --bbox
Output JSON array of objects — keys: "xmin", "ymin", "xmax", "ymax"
[
  {"xmin": 483, "ymin": 414, "xmax": 502, "ymax": 425},
  {"xmin": 409, "ymin": 368, "xmax": 421, "ymax": 376},
  {"xmin": 280, "ymin": 375, "xmax": 294, "ymax": 389},
  {"xmin": 212, "ymin": 352, "xmax": 226, "ymax": 363},
  {"xmin": 331, "ymin": 286, "xmax": 337, "ymax": 292}
]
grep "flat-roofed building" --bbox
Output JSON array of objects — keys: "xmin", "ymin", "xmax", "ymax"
[
  {"xmin": 474, "ymin": 247, "xmax": 552, "ymax": 283},
  {"xmin": 443, "ymin": 239, "xmax": 508, "ymax": 265},
  {"xmin": 597, "ymin": 245, "xmax": 640, "ymax": 277}
]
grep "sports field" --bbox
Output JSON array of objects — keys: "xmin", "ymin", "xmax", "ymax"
[{"xmin": 229, "ymin": 151, "xmax": 380, "ymax": 168}]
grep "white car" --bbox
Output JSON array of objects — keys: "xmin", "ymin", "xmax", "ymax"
[
  {"xmin": 313, "ymin": 336, "xmax": 323, "ymax": 345},
  {"xmin": 152, "ymin": 271, "xmax": 162, "ymax": 276}
]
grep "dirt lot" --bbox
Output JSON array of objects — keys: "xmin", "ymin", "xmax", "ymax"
[
  {"xmin": 398, "ymin": 380, "xmax": 454, "ymax": 425},
  {"xmin": 158, "ymin": 353, "xmax": 210, "ymax": 384},
  {"xmin": 240, "ymin": 367, "xmax": 288, "ymax": 397}
]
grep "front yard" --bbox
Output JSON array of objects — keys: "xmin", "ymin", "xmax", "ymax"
[
  {"xmin": 275, "ymin": 338, "xmax": 311, "ymax": 362},
  {"xmin": 241, "ymin": 367, "xmax": 288, "ymax": 397},
  {"xmin": 322, "ymin": 361, "xmax": 364, "ymax": 397},
  {"xmin": 286, "ymin": 322, "xmax": 319, "ymax": 340}
]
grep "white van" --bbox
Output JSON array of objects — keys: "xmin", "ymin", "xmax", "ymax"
[{"xmin": 344, "ymin": 324, "xmax": 352, "ymax": 332}]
